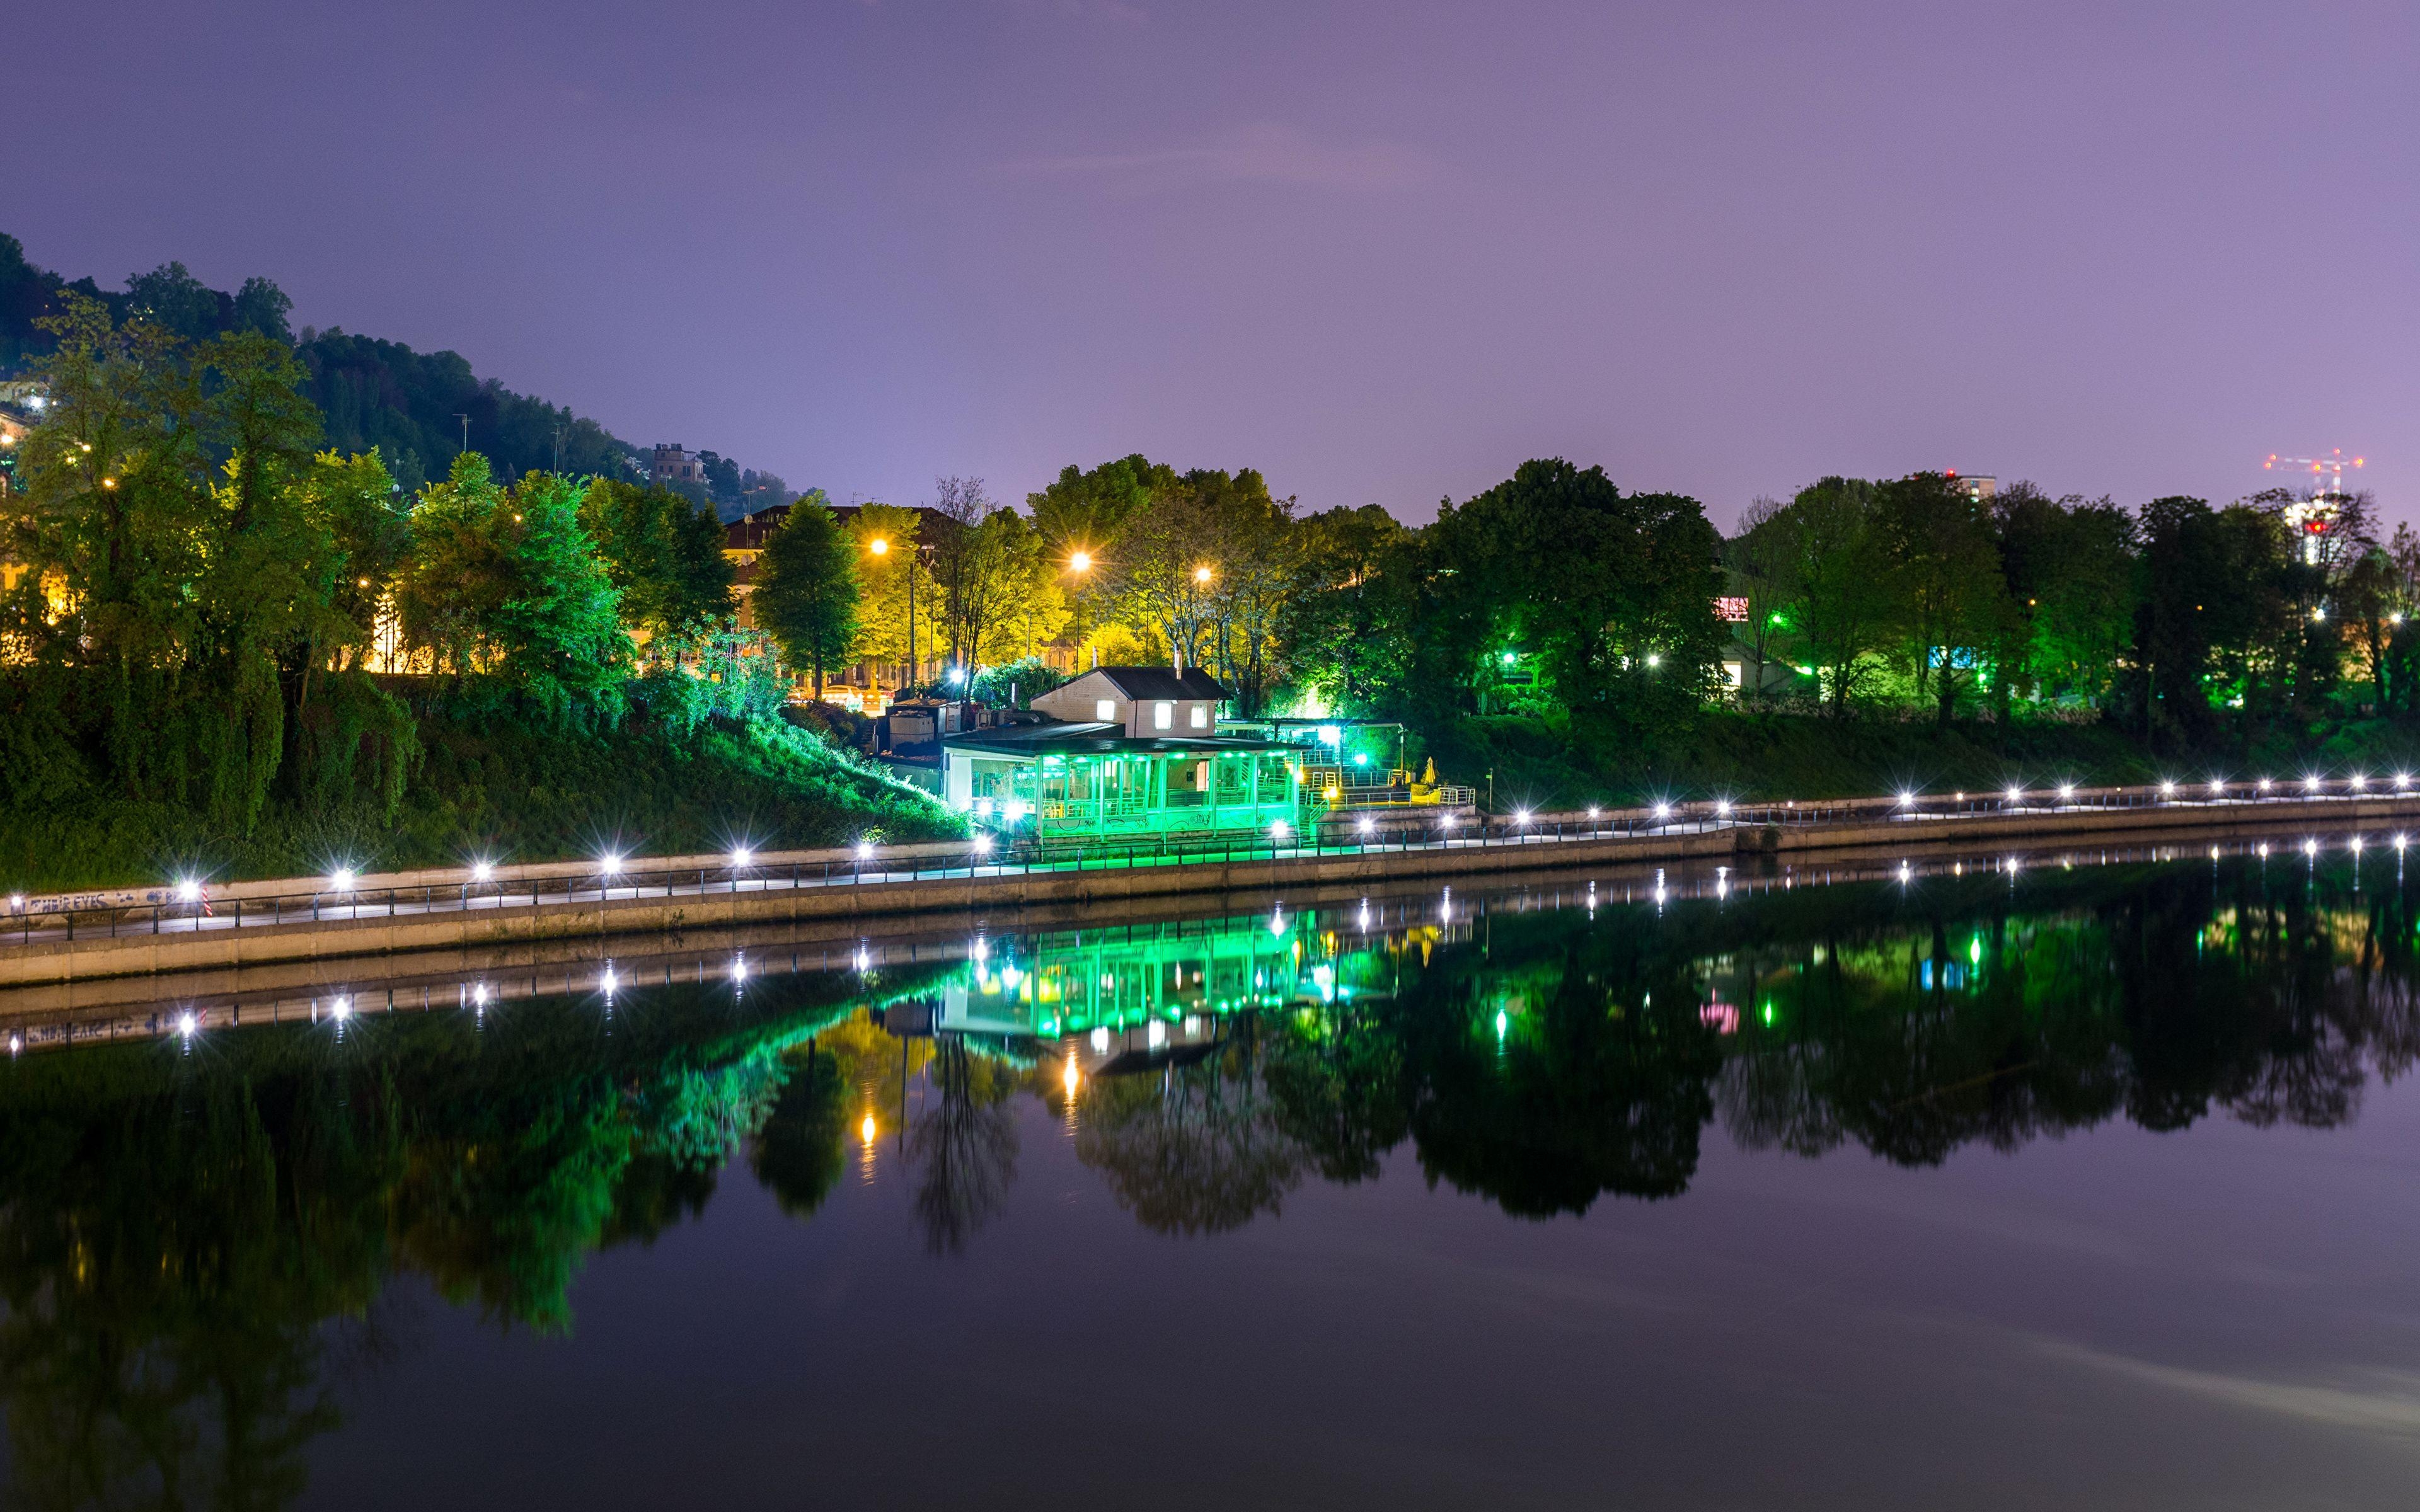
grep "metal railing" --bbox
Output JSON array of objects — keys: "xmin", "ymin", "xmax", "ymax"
[{"xmin": 7, "ymin": 774, "xmax": 2416, "ymax": 947}]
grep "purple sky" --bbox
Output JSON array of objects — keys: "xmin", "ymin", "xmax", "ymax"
[{"xmin": 18, "ymin": 1, "xmax": 2417, "ymax": 529}]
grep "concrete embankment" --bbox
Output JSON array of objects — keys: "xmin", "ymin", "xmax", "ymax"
[{"xmin": 4, "ymin": 794, "xmax": 2412, "ymax": 986}]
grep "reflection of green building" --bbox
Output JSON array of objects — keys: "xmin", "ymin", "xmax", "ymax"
[
  {"xmin": 939, "ymin": 908, "xmax": 1413, "ymax": 1043},
  {"xmin": 941, "ymin": 723, "xmax": 1303, "ymax": 841}
]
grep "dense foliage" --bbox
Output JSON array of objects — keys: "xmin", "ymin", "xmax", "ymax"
[{"xmin": 0, "ymin": 294, "xmax": 954, "ymax": 889}]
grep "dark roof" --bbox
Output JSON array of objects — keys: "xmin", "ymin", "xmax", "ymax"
[
  {"xmin": 724, "ymin": 504, "xmax": 791, "ymax": 551},
  {"xmin": 943, "ymin": 722, "xmax": 1284, "ymax": 759},
  {"xmin": 1080, "ymin": 666, "xmax": 1229, "ymax": 701}
]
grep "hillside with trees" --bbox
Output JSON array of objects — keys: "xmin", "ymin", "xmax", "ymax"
[{"xmin": 0, "ymin": 290, "xmax": 952, "ymax": 891}]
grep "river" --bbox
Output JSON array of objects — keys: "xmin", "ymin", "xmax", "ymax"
[{"xmin": 4, "ymin": 840, "xmax": 2419, "ymax": 1509}]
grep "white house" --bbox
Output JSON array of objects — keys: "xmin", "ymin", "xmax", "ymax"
[{"xmin": 1030, "ymin": 666, "xmax": 1227, "ymax": 738}]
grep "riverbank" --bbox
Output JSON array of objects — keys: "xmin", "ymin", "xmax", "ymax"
[{"xmin": 8, "ymin": 781, "xmax": 2419, "ymax": 987}]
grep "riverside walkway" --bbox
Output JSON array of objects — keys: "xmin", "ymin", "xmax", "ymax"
[{"xmin": 6, "ymin": 774, "xmax": 2417, "ymax": 984}]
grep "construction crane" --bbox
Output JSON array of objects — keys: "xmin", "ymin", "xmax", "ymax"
[
  {"xmin": 2263, "ymin": 448, "xmax": 2365, "ymax": 496},
  {"xmin": 2263, "ymin": 449, "xmax": 2366, "ymax": 564}
]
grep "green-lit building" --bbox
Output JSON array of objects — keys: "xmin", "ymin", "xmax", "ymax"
[{"xmin": 940, "ymin": 721, "xmax": 1303, "ymax": 840}]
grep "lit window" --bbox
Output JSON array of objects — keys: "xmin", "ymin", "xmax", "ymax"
[
  {"xmin": 1154, "ymin": 701, "xmax": 1173, "ymax": 730},
  {"xmin": 1095, "ymin": 699, "xmax": 1115, "ymax": 721},
  {"xmin": 1189, "ymin": 704, "xmax": 1208, "ymax": 729}
]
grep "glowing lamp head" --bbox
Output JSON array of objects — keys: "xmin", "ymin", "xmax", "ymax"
[
  {"xmin": 1068, "ymin": 550, "xmax": 1092, "ymax": 572},
  {"xmin": 1514, "ymin": 809, "xmax": 1531, "ymax": 825},
  {"xmin": 471, "ymin": 861, "xmax": 493, "ymax": 881},
  {"xmin": 2160, "ymin": 781, "xmax": 2175, "ymax": 795},
  {"xmin": 855, "ymin": 840, "xmax": 874, "ymax": 860},
  {"xmin": 973, "ymin": 833, "xmax": 993, "ymax": 853},
  {"xmin": 1194, "ymin": 565, "xmax": 1213, "ymax": 584},
  {"xmin": 1654, "ymin": 803, "xmax": 1671, "ymax": 820},
  {"xmin": 1269, "ymin": 819, "xmax": 1291, "ymax": 841},
  {"xmin": 600, "ymin": 854, "xmax": 623, "ymax": 876},
  {"xmin": 868, "ymin": 537, "xmax": 889, "ymax": 556},
  {"xmin": 730, "ymin": 846, "xmax": 752, "ymax": 866},
  {"xmin": 330, "ymin": 868, "xmax": 356, "ymax": 891},
  {"xmin": 1357, "ymin": 815, "xmax": 1374, "ymax": 833},
  {"xmin": 1897, "ymin": 790, "xmax": 1914, "ymax": 806},
  {"xmin": 2058, "ymin": 784, "xmax": 2075, "ymax": 800},
  {"xmin": 176, "ymin": 879, "xmax": 200, "ymax": 903}
]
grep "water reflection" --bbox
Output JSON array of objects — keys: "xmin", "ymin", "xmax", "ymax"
[{"xmin": 5, "ymin": 849, "xmax": 2420, "ymax": 1504}]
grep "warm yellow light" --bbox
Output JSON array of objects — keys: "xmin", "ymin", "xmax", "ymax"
[
  {"xmin": 356, "ymin": 577, "xmax": 371, "ymax": 589},
  {"xmin": 1194, "ymin": 565, "xmax": 1213, "ymax": 584},
  {"xmin": 859, "ymin": 1113, "xmax": 877, "ymax": 1143},
  {"xmin": 511, "ymin": 513, "xmax": 522, "ymax": 523},
  {"xmin": 868, "ymin": 537, "xmax": 890, "ymax": 556},
  {"xmin": 101, "ymin": 478, "xmax": 116, "ymax": 488},
  {"xmin": 1069, "ymin": 551, "xmax": 1092, "ymax": 572},
  {"xmin": 1062, "ymin": 1058, "xmax": 1080, "ymax": 1096}
]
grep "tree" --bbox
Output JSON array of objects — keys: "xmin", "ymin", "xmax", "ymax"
[
  {"xmin": 1992, "ymin": 484, "xmax": 2138, "ymax": 713},
  {"xmin": 1773, "ymin": 477, "xmax": 1899, "ymax": 714},
  {"xmin": 751, "ymin": 490, "xmax": 861, "ymax": 698},
  {"xmin": 396, "ymin": 457, "xmax": 630, "ymax": 715},
  {"xmin": 1190, "ymin": 468, "xmax": 1297, "ymax": 716},
  {"xmin": 1108, "ymin": 481, "xmax": 1227, "ymax": 669},
  {"xmin": 578, "ymin": 478, "xmax": 734, "ymax": 644},
  {"xmin": 1281, "ymin": 504, "xmax": 1417, "ymax": 716},
  {"xmin": 1876, "ymin": 472, "xmax": 2013, "ymax": 725},
  {"xmin": 1028, "ymin": 454, "xmax": 1177, "ymax": 646},
  {"xmin": 1427, "ymin": 459, "xmax": 1726, "ymax": 739},
  {"xmin": 696, "ymin": 449, "xmax": 742, "ymax": 510},
  {"xmin": 487, "ymin": 471, "xmax": 631, "ymax": 714},
  {"xmin": 1722, "ymin": 497, "xmax": 1796, "ymax": 705},
  {"xmin": 843, "ymin": 503, "xmax": 939, "ymax": 677}
]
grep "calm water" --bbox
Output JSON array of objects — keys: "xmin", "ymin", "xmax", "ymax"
[{"xmin": 9, "ymin": 845, "xmax": 2420, "ymax": 1509}]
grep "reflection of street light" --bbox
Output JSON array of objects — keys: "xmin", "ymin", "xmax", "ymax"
[
  {"xmin": 1062, "ymin": 1058, "xmax": 1080, "ymax": 1097},
  {"xmin": 860, "ymin": 1113, "xmax": 877, "ymax": 1144}
]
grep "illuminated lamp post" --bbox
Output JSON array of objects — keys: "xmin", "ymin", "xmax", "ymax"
[{"xmin": 867, "ymin": 534, "xmax": 933, "ymax": 697}]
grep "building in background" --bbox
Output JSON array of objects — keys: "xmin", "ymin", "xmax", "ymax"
[
  {"xmin": 1947, "ymin": 472, "xmax": 1996, "ymax": 503},
  {"xmin": 650, "ymin": 444, "xmax": 706, "ymax": 491}
]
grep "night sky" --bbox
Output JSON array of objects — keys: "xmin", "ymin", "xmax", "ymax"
[{"xmin": 17, "ymin": 1, "xmax": 2416, "ymax": 526}]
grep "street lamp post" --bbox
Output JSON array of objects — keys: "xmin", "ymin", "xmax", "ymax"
[{"xmin": 868, "ymin": 536, "xmax": 932, "ymax": 696}]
